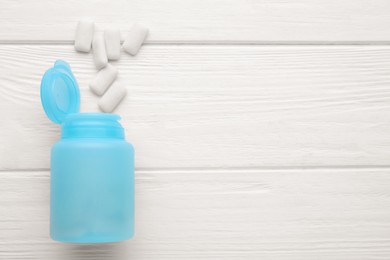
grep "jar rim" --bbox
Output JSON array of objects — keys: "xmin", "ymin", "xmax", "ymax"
[
  {"xmin": 65, "ymin": 112, "xmax": 121, "ymax": 122},
  {"xmin": 61, "ymin": 113, "xmax": 124, "ymax": 139}
]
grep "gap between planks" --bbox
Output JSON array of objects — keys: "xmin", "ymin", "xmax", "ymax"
[
  {"xmin": 1, "ymin": 40, "xmax": 390, "ymax": 46},
  {"xmin": 4, "ymin": 165, "xmax": 390, "ymax": 174}
]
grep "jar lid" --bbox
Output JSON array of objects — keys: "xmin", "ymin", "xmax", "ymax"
[{"xmin": 40, "ymin": 60, "xmax": 80, "ymax": 124}]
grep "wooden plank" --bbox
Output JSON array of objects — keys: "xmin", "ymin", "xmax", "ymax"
[
  {"xmin": 0, "ymin": 168, "xmax": 389, "ymax": 259},
  {"xmin": 1, "ymin": 45, "xmax": 390, "ymax": 170},
  {"xmin": 1, "ymin": 0, "xmax": 390, "ymax": 43}
]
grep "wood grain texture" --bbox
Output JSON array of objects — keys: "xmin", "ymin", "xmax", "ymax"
[
  {"xmin": 1, "ymin": 45, "xmax": 390, "ymax": 170},
  {"xmin": 1, "ymin": 1, "xmax": 389, "ymax": 259},
  {"xmin": 1, "ymin": 0, "xmax": 390, "ymax": 43},
  {"xmin": 0, "ymin": 168, "xmax": 389, "ymax": 259}
]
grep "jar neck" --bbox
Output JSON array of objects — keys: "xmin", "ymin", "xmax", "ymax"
[{"xmin": 61, "ymin": 113, "xmax": 124, "ymax": 139}]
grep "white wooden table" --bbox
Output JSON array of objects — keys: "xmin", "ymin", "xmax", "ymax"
[{"xmin": 1, "ymin": 1, "xmax": 390, "ymax": 259}]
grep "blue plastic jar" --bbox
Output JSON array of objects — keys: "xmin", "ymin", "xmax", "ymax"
[{"xmin": 40, "ymin": 60, "xmax": 134, "ymax": 243}]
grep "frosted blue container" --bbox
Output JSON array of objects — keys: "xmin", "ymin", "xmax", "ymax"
[{"xmin": 40, "ymin": 60, "xmax": 134, "ymax": 243}]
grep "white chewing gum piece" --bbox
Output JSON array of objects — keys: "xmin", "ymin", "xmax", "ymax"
[
  {"xmin": 98, "ymin": 82, "xmax": 127, "ymax": 113},
  {"xmin": 89, "ymin": 64, "xmax": 118, "ymax": 96},
  {"xmin": 123, "ymin": 23, "xmax": 149, "ymax": 56},
  {"xmin": 104, "ymin": 28, "xmax": 121, "ymax": 60},
  {"xmin": 92, "ymin": 35, "xmax": 108, "ymax": 70},
  {"xmin": 74, "ymin": 19, "xmax": 95, "ymax": 52}
]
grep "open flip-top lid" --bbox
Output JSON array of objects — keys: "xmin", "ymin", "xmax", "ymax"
[{"xmin": 40, "ymin": 60, "xmax": 80, "ymax": 124}]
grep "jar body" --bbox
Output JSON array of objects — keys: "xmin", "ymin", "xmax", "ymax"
[{"xmin": 50, "ymin": 137, "xmax": 134, "ymax": 243}]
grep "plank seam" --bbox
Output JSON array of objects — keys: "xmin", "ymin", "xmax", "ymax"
[
  {"xmin": 2, "ymin": 165, "xmax": 390, "ymax": 173},
  {"xmin": 1, "ymin": 40, "xmax": 390, "ymax": 46}
]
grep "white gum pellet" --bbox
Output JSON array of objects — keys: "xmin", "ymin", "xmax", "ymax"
[
  {"xmin": 89, "ymin": 64, "xmax": 118, "ymax": 96},
  {"xmin": 74, "ymin": 19, "xmax": 95, "ymax": 52},
  {"xmin": 123, "ymin": 24, "xmax": 149, "ymax": 56},
  {"xmin": 98, "ymin": 82, "xmax": 127, "ymax": 113},
  {"xmin": 104, "ymin": 28, "xmax": 121, "ymax": 60},
  {"xmin": 92, "ymin": 35, "xmax": 108, "ymax": 69}
]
